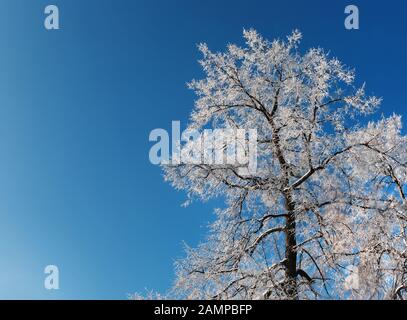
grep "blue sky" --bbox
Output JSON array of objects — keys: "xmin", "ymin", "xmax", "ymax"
[{"xmin": 0, "ymin": 0, "xmax": 405, "ymax": 299}]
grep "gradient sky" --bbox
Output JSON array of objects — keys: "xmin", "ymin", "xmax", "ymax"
[{"xmin": 0, "ymin": 0, "xmax": 405, "ymax": 299}]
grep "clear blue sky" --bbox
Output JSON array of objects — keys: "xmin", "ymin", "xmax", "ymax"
[{"xmin": 0, "ymin": 0, "xmax": 405, "ymax": 299}]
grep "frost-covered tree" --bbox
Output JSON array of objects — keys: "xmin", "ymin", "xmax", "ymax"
[{"xmin": 164, "ymin": 30, "xmax": 407, "ymax": 300}]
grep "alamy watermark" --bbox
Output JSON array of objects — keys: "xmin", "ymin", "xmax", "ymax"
[
  {"xmin": 44, "ymin": 265, "xmax": 59, "ymax": 290},
  {"xmin": 149, "ymin": 121, "xmax": 258, "ymax": 175},
  {"xmin": 44, "ymin": 5, "xmax": 60, "ymax": 30},
  {"xmin": 345, "ymin": 5, "xmax": 359, "ymax": 30}
]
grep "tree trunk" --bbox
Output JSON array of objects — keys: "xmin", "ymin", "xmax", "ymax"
[
  {"xmin": 268, "ymin": 92, "xmax": 298, "ymax": 299},
  {"xmin": 284, "ymin": 192, "xmax": 298, "ymax": 299}
]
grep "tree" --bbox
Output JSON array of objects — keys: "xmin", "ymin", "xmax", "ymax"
[{"xmin": 163, "ymin": 30, "xmax": 407, "ymax": 300}]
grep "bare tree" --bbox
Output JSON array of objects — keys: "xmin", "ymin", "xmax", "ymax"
[{"xmin": 163, "ymin": 30, "xmax": 407, "ymax": 300}]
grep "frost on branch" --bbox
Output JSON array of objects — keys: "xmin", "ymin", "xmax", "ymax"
[{"xmin": 163, "ymin": 30, "xmax": 407, "ymax": 300}]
